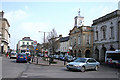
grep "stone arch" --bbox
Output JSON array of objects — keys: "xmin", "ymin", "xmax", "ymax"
[
  {"xmin": 74, "ymin": 50, "xmax": 77, "ymax": 57},
  {"xmin": 70, "ymin": 50, "xmax": 73, "ymax": 56},
  {"xmin": 95, "ymin": 48, "xmax": 99, "ymax": 61},
  {"xmin": 109, "ymin": 45, "xmax": 115, "ymax": 51},
  {"xmin": 101, "ymin": 46, "xmax": 107, "ymax": 62},
  {"xmin": 85, "ymin": 49, "xmax": 91, "ymax": 58},
  {"xmin": 78, "ymin": 50, "xmax": 81, "ymax": 57}
]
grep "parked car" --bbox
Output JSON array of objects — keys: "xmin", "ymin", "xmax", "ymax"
[
  {"xmin": 66, "ymin": 55, "xmax": 74, "ymax": 62},
  {"xmin": 66, "ymin": 58, "xmax": 100, "ymax": 72},
  {"xmin": 54, "ymin": 55, "xmax": 59, "ymax": 59},
  {"xmin": 25, "ymin": 52, "xmax": 31, "ymax": 61},
  {"xmin": 73, "ymin": 57, "xmax": 77, "ymax": 60},
  {"xmin": 16, "ymin": 53, "xmax": 27, "ymax": 63},
  {"xmin": 44, "ymin": 54, "xmax": 48, "ymax": 58},
  {"xmin": 37, "ymin": 53, "xmax": 41, "ymax": 57},
  {"xmin": 10, "ymin": 52, "xmax": 17, "ymax": 59},
  {"xmin": 40, "ymin": 53, "xmax": 44, "ymax": 57},
  {"xmin": 59, "ymin": 55, "xmax": 65, "ymax": 61},
  {"xmin": 48, "ymin": 54, "xmax": 54, "ymax": 58}
]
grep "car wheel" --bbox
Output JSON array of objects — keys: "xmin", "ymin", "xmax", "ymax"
[
  {"xmin": 67, "ymin": 67, "xmax": 71, "ymax": 71},
  {"xmin": 81, "ymin": 66, "xmax": 85, "ymax": 72},
  {"xmin": 67, "ymin": 68, "xmax": 71, "ymax": 71},
  {"xmin": 95, "ymin": 65, "xmax": 98, "ymax": 71}
]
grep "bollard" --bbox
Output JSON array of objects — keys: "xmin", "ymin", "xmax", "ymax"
[
  {"xmin": 64, "ymin": 60, "xmax": 66, "ymax": 65},
  {"xmin": 49, "ymin": 58, "xmax": 51, "ymax": 65},
  {"xmin": 33, "ymin": 58, "xmax": 34, "ymax": 62},
  {"xmin": 48, "ymin": 58, "xmax": 50, "ymax": 65},
  {"xmin": 32, "ymin": 57, "xmax": 33, "ymax": 62},
  {"xmin": 36, "ymin": 57, "xmax": 38, "ymax": 64}
]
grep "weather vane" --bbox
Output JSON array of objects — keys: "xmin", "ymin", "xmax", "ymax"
[{"xmin": 78, "ymin": 8, "xmax": 80, "ymax": 16}]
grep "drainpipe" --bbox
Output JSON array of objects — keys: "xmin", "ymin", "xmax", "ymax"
[{"xmin": 118, "ymin": 19, "xmax": 120, "ymax": 50}]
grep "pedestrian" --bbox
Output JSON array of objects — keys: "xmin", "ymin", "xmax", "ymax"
[
  {"xmin": 49, "ymin": 57, "xmax": 53, "ymax": 65},
  {"xmin": 6, "ymin": 52, "xmax": 8, "ymax": 58}
]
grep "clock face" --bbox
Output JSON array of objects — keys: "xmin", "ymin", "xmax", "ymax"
[{"xmin": 79, "ymin": 21, "xmax": 82, "ymax": 25}]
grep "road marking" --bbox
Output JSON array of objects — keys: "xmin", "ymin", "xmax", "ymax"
[{"xmin": 21, "ymin": 73, "xmax": 28, "ymax": 78}]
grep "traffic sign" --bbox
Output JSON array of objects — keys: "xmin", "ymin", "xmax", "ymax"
[{"xmin": 33, "ymin": 41, "xmax": 37, "ymax": 46}]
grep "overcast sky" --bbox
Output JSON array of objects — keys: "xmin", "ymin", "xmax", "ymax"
[{"xmin": 0, "ymin": 0, "xmax": 119, "ymax": 49}]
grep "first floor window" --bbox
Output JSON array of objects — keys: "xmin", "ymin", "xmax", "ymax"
[
  {"xmin": 78, "ymin": 36, "xmax": 81, "ymax": 44},
  {"xmin": 27, "ymin": 42, "xmax": 29, "ymax": 45},
  {"xmin": 96, "ymin": 31, "xmax": 98, "ymax": 40},
  {"xmin": 110, "ymin": 27, "xmax": 114, "ymax": 39},
  {"xmin": 23, "ymin": 42, "xmax": 25, "ymax": 45},
  {"xmin": 86, "ymin": 35, "xmax": 90, "ymax": 44}
]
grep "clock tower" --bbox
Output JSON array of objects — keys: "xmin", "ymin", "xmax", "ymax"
[{"xmin": 74, "ymin": 9, "xmax": 84, "ymax": 27}]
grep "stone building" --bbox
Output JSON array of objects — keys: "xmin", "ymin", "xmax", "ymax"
[
  {"xmin": 57, "ymin": 36, "xmax": 70, "ymax": 54},
  {"xmin": 17, "ymin": 37, "xmax": 34, "ymax": 53},
  {"xmin": 69, "ymin": 10, "xmax": 93, "ymax": 57},
  {"xmin": 0, "ymin": 11, "xmax": 10, "ymax": 54},
  {"xmin": 92, "ymin": 10, "xmax": 120, "ymax": 62}
]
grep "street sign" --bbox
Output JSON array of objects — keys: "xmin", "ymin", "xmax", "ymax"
[
  {"xmin": 36, "ymin": 48, "xmax": 38, "ymax": 50},
  {"xmin": 45, "ymin": 51, "xmax": 48, "ymax": 53},
  {"xmin": 33, "ymin": 41, "xmax": 37, "ymax": 47}
]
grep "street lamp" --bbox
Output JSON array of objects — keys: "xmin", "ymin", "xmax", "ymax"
[
  {"xmin": 38, "ymin": 31, "xmax": 50, "ymax": 62},
  {"xmin": 38, "ymin": 31, "xmax": 50, "ymax": 52},
  {"xmin": 38, "ymin": 31, "xmax": 50, "ymax": 43}
]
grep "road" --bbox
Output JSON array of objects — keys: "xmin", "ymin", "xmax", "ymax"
[
  {"xmin": 2, "ymin": 56, "xmax": 120, "ymax": 80},
  {"xmin": 2, "ymin": 56, "xmax": 28, "ymax": 78}
]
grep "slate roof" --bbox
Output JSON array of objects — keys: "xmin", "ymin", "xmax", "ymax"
[
  {"xmin": 60, "ymin": 36, "xmax": 69, "ymax": 42},
  {"xmin": 22, "ymin": 37, "xmax": 33, "ymax": 41}
]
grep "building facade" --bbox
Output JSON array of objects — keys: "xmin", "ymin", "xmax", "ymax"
[
  {"xmin": 69, "ymin": 11, "xmax": 93, "ymax": 57},
  {"xmin": 0, "ymin": 11, "xmax": 10, "ymax": 54},
  {"xmin": 17, "ymin": 37, "xmax": 34, "ymax": 53},
  {"xmin": 58, "ymin": 36, "xmax": 70, "ymax": 54},
  {"xmin": 92, "ymin": 10, "xmax": 120, "ymax": 62}
]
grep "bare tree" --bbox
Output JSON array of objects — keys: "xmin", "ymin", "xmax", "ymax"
[
  {"xmin": 36, "ymin": 43, "xmax": 42, "ymax": 53},
  {"xmin": 46, "ymin": 29, "xmax": 60, "ymax": 54}
]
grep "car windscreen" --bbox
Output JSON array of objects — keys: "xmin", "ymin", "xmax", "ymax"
[
  {"xmin": 26, "ymin": 53, "xmax": 30, "ymax": 55},
  {"xmin": 68, "ymin": 56, "xmax": 73, "ymax": 58},
  {"xmin": 11, "ymin": 53, "xmax": 16, "ymax": 55},
  {"xmin": 74, "ymin": 58, "xmax": 86, "ymax": 63},
  {"xmin": 18, "ymin": 54, "xmax": 26, "ymax": 56}
]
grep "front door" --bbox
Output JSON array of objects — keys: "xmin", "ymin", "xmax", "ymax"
[{"xmin": 86, "ymin": 59, "xmax": 96, "ymax": 69}]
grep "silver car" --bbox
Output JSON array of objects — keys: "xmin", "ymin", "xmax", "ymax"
[
  {"xmin": 10, "ymin": 52, "xmax": 17, "ymax": 59},
  {"xmin": 66, "ymin": 58, "xmax": 100, "ymax": 72}
]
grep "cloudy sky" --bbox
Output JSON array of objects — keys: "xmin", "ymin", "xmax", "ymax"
[{"xmin": 0, "ymin": 0, "xmax": 119, "ymax": 49}]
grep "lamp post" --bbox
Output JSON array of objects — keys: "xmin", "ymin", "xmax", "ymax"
[
  {"xmin": 38, "ymin": 31, "xmax": 50, "ymax": 43},
  {"xmin": 38, "ymin": 31, "xmax": 50, "ymax": 62},
  {"xmin": 38, "ymin": 31, "xmax": 50, "ymax": 53}
]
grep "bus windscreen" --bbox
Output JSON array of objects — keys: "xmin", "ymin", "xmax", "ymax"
[{"xmin": 107, "ymin": 53, "xmax": 120, "ymax": 60}]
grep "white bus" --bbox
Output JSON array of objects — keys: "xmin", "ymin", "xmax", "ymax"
[{"xmin": 105, "ymin": 50, "xmax": 120, "ymax": 67}]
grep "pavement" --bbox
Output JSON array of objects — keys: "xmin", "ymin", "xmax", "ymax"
[
  {"xmin": 31, "ymin": 57, "xmax": 67, "ymax": 67},
  {"xmin": 1, "ymin": 54, "xmax": 67, "ymax": 67}
]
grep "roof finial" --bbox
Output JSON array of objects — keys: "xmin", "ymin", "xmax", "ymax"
[{"xmin": 78, "ymin": 8, "xmax": 80, "ymax": 16}]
